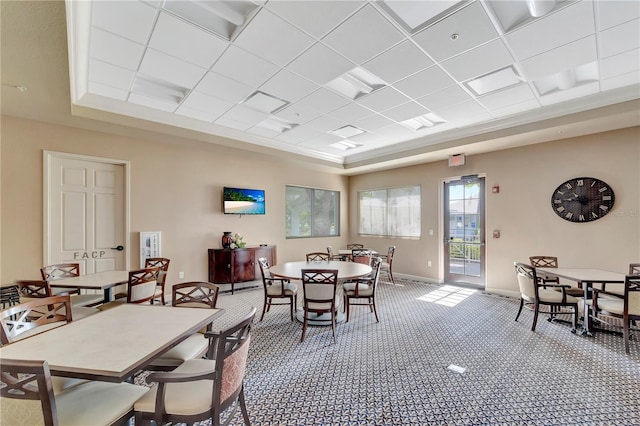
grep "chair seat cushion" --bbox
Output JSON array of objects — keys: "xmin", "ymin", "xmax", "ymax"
[
  {"xmin": 538, "ymin": 288, "xmax": 579, "ymax": 304},
  {"xmin": 266, "ymin": 282, "xmax": 297, "ymax": 296},
  {"xmin": 57, "ymin": 381, "xmax": 149, "ymax": 426},
  {"xmin": 148, "ymin": 333, "xmax": 209, "ymax": 368},
  {"xmin": 135, "ymin": 358, "xmax": 215, "ymax": 416},
  {"xmin": 343, "ymin": 282, "xmax": 373, "ymax": 297}
]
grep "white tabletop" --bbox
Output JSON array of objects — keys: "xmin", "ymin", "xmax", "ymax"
[
  {"xmin": 49, "ymin": 270, "xmax": 129, "ymax": 290},
  {"xmin": 269, "ymin": 260, "xmax": 372, "ymax": 280},
  {"xmin": 0, "ymin": 303, "xmax": 223, "ymax": 382},
  {"xmin": 536, "ymin": 268, "xmax": 626, "ymax": 283}
]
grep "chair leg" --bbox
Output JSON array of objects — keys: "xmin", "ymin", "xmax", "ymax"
[
  {"xmin": 238, "ymin": 384, "xmax": 251, "ymax": 426},
  {"xmin": 531, "ymin": 301, "xmax": 540, "ymax": 331},
  {"xmin": 301, "ymin": 310, "xmax": 307, "ymax": 342},
  {"xmin": 372, "ymin": 299, "xmax": 379, "ymax": 323},
  {"xmin": 515, "ymin": 298, "xmax": 525, "ymax": 321},
  {"xmin": 345, "ymin": 297, "xmax": 350, "ymax": 322},
  {"xmin": 388, "ymin": 267, "xmax": 395, "ymax": 285},
  {"xmin": 571, "ymin": 304, "xmax": 578, "ymax": 333},
  {"xmin": 331, "ymin": 306, "xmax": 337, "ymax": 343},
  {"xmin": 260, "ymin": 299, "xmax": 268, "ymax": 322},
  {"xmin": 290, "ymin": 296, "xmax": 294, "ymax": 321},
  {"xmin": 624, "ymin": 318, "xmax": 630, "ymax": 355}
]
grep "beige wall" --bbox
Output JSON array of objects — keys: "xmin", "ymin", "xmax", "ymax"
[
  {"xmin": 349, "ymin": 127, "xmax": 640, "ymax": 296},
  {"xmin": 1, "ymin": 116, "xmax": 349, "ymax": 288},
  {"xmin": 2, "ymin": 115, "xmax": 639, "ymax": 298}
]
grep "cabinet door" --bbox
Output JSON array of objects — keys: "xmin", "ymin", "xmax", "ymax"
[
  {"xmin": 209, "ymin": 249, "xmax": 232, "ymax": 283},
  {"xmin": 232, "ymin": 249, "xmax": 255, "ymax": 282}
]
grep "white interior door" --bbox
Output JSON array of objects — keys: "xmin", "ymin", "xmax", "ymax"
[{"xmin": 44, "ymin": 152, "xmax": 129, "ymax": 274}]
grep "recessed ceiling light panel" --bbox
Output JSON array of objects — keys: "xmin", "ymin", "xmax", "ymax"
[
  {"xmin": 377, "ymin": 0, "xmax": 471, "ymax": 34},
  {"xmin": 241, "ymin": 91, "xmax": 290, "ymax": 114},
  {"xmin": 327, "ymin": 67, "xmax": 386, "ymax": 100},
  {"xmin": 330, "ymin": 125, "xmax": 365, "ymax": 138},
  {"xmin": 465, "ymin": 66, "xmax": 524, "ymax": 96},
  {"xmin": 131, "ymin": 75, "xmax": 189, "ymax": 104}
]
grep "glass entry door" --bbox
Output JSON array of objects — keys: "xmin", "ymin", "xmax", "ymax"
[{"xmin": 444, "ymin": 176, "xmax": 485, "ymax": 286}]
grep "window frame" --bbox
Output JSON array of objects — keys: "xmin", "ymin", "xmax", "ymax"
[
  {"xmin": 358, "ymin": 185, "xmax": 421, "ymax": 238},
  {"xmin": 285, "ymin": 185, "xmax": 340, "ymax": 239}
]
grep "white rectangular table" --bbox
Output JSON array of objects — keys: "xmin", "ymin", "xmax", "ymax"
[
  {"xmin": 536, "ymin": 267, "xmax": 625, "ymax": 335},
  {"xmin": 49, "ymin": 270, "xmax": 129, "ymax": 303},
  {"xmin": 0, "ymin": 304, "xmax": 223, "ymax": 382}
]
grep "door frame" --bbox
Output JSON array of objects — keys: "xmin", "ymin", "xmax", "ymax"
[
  {"xmin": 440, "ymin": 174, "xmax": 486, "ymax": 287},
  {"xmin": 43, "ymin": 151, "xmax": 131, "ymax": 270}
]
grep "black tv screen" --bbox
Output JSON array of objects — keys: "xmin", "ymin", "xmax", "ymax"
[{"xmin": 223, "ymin": 187, "xmax": 265, "ymax": 215}]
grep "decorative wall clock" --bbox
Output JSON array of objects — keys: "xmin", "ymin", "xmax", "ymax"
[{"xmin": 551, "ymin": 177, "xmax": 615, "ymax": 222}]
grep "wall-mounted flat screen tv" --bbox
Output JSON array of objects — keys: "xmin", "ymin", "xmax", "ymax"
[{"xmin": 223, "ymin": 187, "xmax": 265, "ymax": 215}]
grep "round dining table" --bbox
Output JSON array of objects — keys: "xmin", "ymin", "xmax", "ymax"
[{"xmin": 269, "ymin": 260, "xmax": 372, "ymax": 325}]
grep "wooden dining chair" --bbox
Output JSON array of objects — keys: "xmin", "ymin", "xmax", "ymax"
[
  {"xmin": 300, "ymin": 269, "xmax": 339, "ymax": 343},
  {"xmin": 529, "ymin": 255, "xmax": 582, "ymax": 297},
  {"xmin": 351, "ymin": 248, "xmax": 373, "ymax": 266},
  {"xmin": 145, "ymin": 257, "xmax": 171, "ymax": 305},
  {"xmin": 146, "ymin": 282, "xmax": 220, "ymax": 371},
  {"xmin": 16, "ymin": 279, "xmax": 103, "ymax": 310},
  {"xmin": 346, "ymin": 243, "xmax": 364, "ymax": 250},
  {"xmin": 592, "ymin": 274, "xmax": 640, "ymax": 354},
  {"xmin": 343, "ymin": 257, "xmax": 381, "ymax": 323},
  {"xmin": 258, "ymin": 257, "xmax": 298, "ymax": 321},
  {"xmin": 514, "ymin": 262, "xmax": 579, "ymax": 333},
  {"xmin": 0, "ymin": 359, "xmax": 149, "ymax": 426},
  {"xmin": 99, "ymin": 267, "xmax": 160, "ymax": 310},
  {"xmin": 326, "ymin": 245, "xmax": 346, "ymax": 261},
  {"xmin": 40, "ymin": 262, "xmax": 103, "ymax": 306},
  {"xmin": 629, "ymin": 263, "xmax": 640, "ymax": 275},
  {"xmin": 306, "ymin": 252, "xmax": 330, "ymax": 262},
  {"xmin": 134, "ymin": 307, "xmax": 256, "ymax": 426},
  {"xmin": 377, "ymin": 246, "xmax": 396, "ymax": 285}
]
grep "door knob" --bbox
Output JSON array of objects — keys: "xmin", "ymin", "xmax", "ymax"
[{"xmin": 110, "ymin": 245, "xmax": 124, "ymax": 251}]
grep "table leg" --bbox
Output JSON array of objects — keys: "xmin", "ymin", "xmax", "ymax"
[
  {"xmin": 103, "ymin": 288, "xmax": 112, "ymax": 303},
  {"xmin": 582, "ymin": 282, "xmax": 593, "ymax": 337}
]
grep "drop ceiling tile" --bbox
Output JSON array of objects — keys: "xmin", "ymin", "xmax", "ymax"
[
  {"xmin": 139, "ymin": 49, "xmax": 207, "ymax": 88},
  {"xmin": 437, "ymin": 100, "xmax": 491, "ymax": 125},
  {"xmin": 89, "ymin": 59, "xmax": 135, "ymax": 91},
  {"xmin": 297, "ymin": 133, "xmax": 345, "ymax": 151},
  {"xmin": 212, "ymin": 45, "xmax": 279, "ymax": 87},
  {"xmin": 180, "ymin": 91, "xmax": 234, "ymax": 117},
  {"xmin": 506, "ymin": 1, "xmax": 594, "ymax": 60},
  {"xmin": 265, "ymin": 0, "xmax": 364, "ymax": 39},
  {"xmin": 357, "ymin": 87, "xmax": 410, "ymax": 112},
  {"xmin": 417, "ymin": 85, "xmax": 472, "ymax": 113},
  {"xmin": 234, "ymin": 9, "xmax": 314, "ymax": 66},
  {"xmin": 440, "ymin": 39, "xmax": 514, "ymax": 82},
  {"xmin": 274, "ymin": 102, "xmax": 322, "ymax": 124},
  {"xmin": 597, "ymin": 0, "xmax": 640, "ymax": 30},
  {"xmin": 477, "ymin": 84, "xmax": 536, "ymax": 110},
  {"xmin": 520, "ymin": 36, "xmax": 597, "ymax": 81},
  {"xmin": 148, "ymin": 12, "xmax": 227, "ymax": 69},
  {"xmin": 87, "ymin": 82, "xmax": 129, "ymax": 101},
  {"xmin": 326, "ymin": 102, "xmax": 375, "ymax": 122},
  {"xmin": 246, "ymin": 125, "xmax": 282, "ymax": 138},
  {"xmin": 222, "ymin": 105, "xmax": 270, "ymax": 125},
  {"xmin": 374, "ymin": 123, "xmax": 420, "ymax": 140},
  {"xmin": 363, "ymin": 40, "xmax": 434, "ymax": 84},
  {"xmin": 306, "ymin": 115, "xmax": 347, "ymax": 132},
  {"xmin": 128, "ymin": 92, "xmax": 177, "ymax": 112},
  {"xmin": 91, "ymin": 1, "xmax": 157, "ymax": 44},
  {"xmin": 350, "ymin": 131, "xmax": 390, "ymax": 145},
  {"xmin": 90, "ymin": 28, "xmax": 145, "ymax": 70},
  {"xmin": 287, "ymin": 43, "xmax": 355, "ymax": 85},
  {"xmin": 275, "ymin": 124, "xmax": 324, "ymax": 143},
  {"xmin": 298, "ymin": 88, "xmax": 350, "ymax": 114},
  {"xmin": 175, "ymin": 106, "xmax": 220, "ymax": 122},
  {"xmin": 214, "ymin": 116, "xmax": 253, "ymax": 131},
  {"xmin": 194, "ymin": 72, "xmax": 254, "ymax": 103},
  {"xmin": 323, "ymin": 5, "xmax": 404, "ymax": 64},
  {"xmin": 599, "ymin": 19, "xmax": 640, "ymax": 59},
  {"xmin": 382, "ymin": 102, "xmax": 430, "ymax": 122},
  {"xmin": 601, "ymin": 49, "xmax": 640, "ymax": 79},
  {"xmin": 260, "ymin": 69, "xmax": 319, "ymax": 103},
  {"xmin": 538, "ymin": 81, "xmax": 600, "ymax": 106},
  {"xmin": 394, "ymin": 66, "xmax": 456, "ymax": 99},
  {"xmin": 353, "ymin": 113, "xmax": 396, "ymax": 131},
  {"xmin": 412, "ymin": 1, "xmax": 498, "ymax": 62},
  {"xmin": 600, "ymin": 70, "xmax": 640, "ymax": 91},
  {"xmin": 490, "ymin": 99, "xmax": 542, "ymax": 118}
]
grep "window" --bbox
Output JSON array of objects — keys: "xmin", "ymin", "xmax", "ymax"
[
  {"xmin": 286, "ymin": 186, "xmax": 340, "ymax": 238},
  {"xmin": 359, "ymin": 185, "xmax": 421, "ymax": 237}
]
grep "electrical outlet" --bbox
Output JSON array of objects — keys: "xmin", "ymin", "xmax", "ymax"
[
  {"xmin": 428, "ymin": 261, "xmax": 432, "ymax": 267},
  {"xmin": 178, "ymin": 272, "xmax": 184, "ymax": 279}
]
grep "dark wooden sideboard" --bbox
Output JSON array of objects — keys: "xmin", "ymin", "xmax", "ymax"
[{"xmin": 208, "ymin": 245, "xmax": 276, "ymax": 294}]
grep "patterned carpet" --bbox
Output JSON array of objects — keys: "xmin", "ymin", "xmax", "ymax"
[{"xmin": 144, "ymin": 277, "xmax": 640, "ymax": 425}]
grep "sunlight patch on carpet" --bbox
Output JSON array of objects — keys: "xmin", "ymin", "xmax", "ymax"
[{"xmin": 417, "ymin": 284, "xmax": 477, "ymax": 306}]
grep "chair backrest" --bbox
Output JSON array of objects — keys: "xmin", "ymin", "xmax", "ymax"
[
  {"xmin": 351, "ymin": 249, "xmax": 373, "ymax": 265},
  {"xmin": 346, "ymin": 243, "xmax": 364, "ymax": 250},
  {"xmin": 257, "ymin": 257, "xmax": 270, "ymax": 279},
  {"xmin": 127, "ymin": 267, "xmax": 160, "ymax": 304},
  {"xmin": 145, "ymin": 258, "xmax": 170, "ymax": 286},
  {"xmin": 514, "ymin": 262, "xmax": 538, "ymax": 300},
  {"xmin": 0, "ymin": 295, "xmax": 73, "ymax": 344},
  {"xmin": 0, "ymin": 359, "xmax": 58, "ymax": 426},
  {"xmin": 172, "ymin": 282, "xmax": 219, "ymax": 309},
  {"xmin": 326, "ymin": 246, "xmax": 334, "ymax": 257},
  {"xmin": 529, "ymin": 256, "xmax": 558, "ymax": 268},
  {"xmin": 306, "ymin": 252, "xmax": 330, "ymax": 262},
  {"xmin": 629, "ymin": 263, "xmax": 640, "ymax": 275},
  {"xmin": 208, "ymin": 307, "xmax": 256, "ymax": 409},
  {"xmin": 357, "ymin": 257, "xmax": 382, "ymax": 296},
  {"xmin": 301, "ymin": 269, "xmax": 338, "ymax": 311},
  {"xmin": 624, "ymin": 274, "xmax": 640, "ymax": 313},
  {"xmin": 385, "ymin": 246, "xmax": 396, "ymax": 263},
  {"xmin": 40, "ymin": 263, "xmax": 80, "ymax": 281},
  {"xmin": 16, "ymin": 280, "xmax": 53, "ymax": 299}
]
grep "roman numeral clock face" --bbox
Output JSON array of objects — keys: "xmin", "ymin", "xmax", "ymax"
[{"xmin": 551, "ymin": 177, "xmax": 615, "ymax": 222}]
